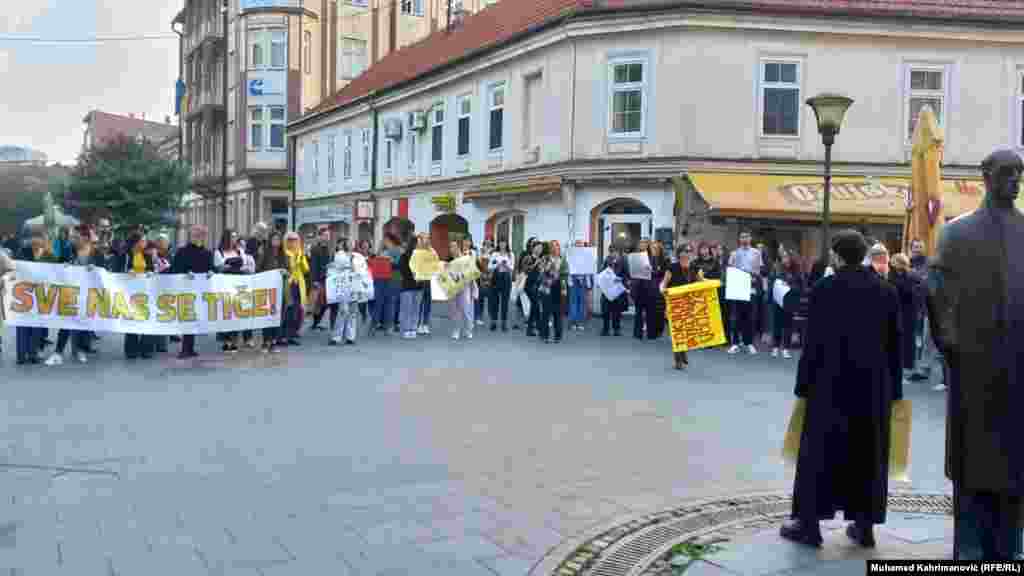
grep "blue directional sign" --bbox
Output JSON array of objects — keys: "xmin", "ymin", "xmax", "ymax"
[{"xmin": 249, "ymin": 78, "xmax": 264, "ymax": 96}]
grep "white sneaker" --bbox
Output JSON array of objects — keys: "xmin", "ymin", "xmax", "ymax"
[
  {"xmin": 475, "ymin": 320, "xmax": 485, "ymax": 326},
  {"xmin": 402, "ymin": 331, "xmax": 417, "ymax": 340},
  {"xmin": 451, "ymin": 330, "xmax": 460, "ymax": 341},
  {"xmin": 417, "ymin": 325, "xmax": 427, "ymax": 335},
  {"xmin": 932, "ymin": 383, "xmax": 948, "ymax": 392},
  {"xmin": 464, "ymin": 331, "xmax": 473, "ymax": 340},
  {"xmin": 727, "ymin": 345, "xmax": 740, "ymax": 355},
  {"xmin": 44, "ymin": 353, "xmax": 63, "ymax": 366},
  {"xmin": 747, "ymin": 345, "xmax": 758, "ymax": 355},
  {"xmin": 330, "ymin": 336, "xmax": 342, "ymax": 345},
  {"xmin": 75, "ymin": 352, "xmax": 88, "ymax": 364},
  {"xmin": 782, "ymin": 349, "xmax": 792, "ymax": 359},
  {"xmin": 771, "ymin": 348, "xmax": 780, "ymax": 358}
]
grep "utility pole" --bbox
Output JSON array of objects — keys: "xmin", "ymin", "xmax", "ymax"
[{"xmin": 221, "ymin": 0, "xmax": 229, "ymax": 235}]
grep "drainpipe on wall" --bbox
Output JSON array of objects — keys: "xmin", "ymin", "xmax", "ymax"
[
  {"xmin": 369, "ymin": 95, "xmax": 380, "ymax": 240},
  {"xmin": 290, "ymin": 132, "xmax": 297, "ymax": 230}
]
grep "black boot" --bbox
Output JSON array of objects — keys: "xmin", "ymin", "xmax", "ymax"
[
  {"xmin": 846, "ymin": 523, "xmax": 875, "ymax": 548},
  {"xmin": 779, "ymin": 519, "xmax": 823, "ymax": 548}
]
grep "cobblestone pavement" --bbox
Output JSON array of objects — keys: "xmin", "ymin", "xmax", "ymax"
[{"xmin": 0, "ymin": 318, "xmax": 950, "ymax": 575}]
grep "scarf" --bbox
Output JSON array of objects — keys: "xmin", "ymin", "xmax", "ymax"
[
  {"xmin": 284, "ymin": 247, "xmax": 309, "ymax": 306},
  {"xmin": 131, "ymin": 251, "xmax": 147, "ymax": 274}
]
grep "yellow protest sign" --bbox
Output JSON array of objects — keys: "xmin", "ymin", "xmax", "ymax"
[
  {"xmin": 436, "ymin": 255, "xmax": 480, "ymax": 299},
  {"xmin": 410, "ymin": 249, "xmax": 443, "ymax": 281},
  {"xmin": 664, "ymin": 279, "xmax": 726, "ymax": 352}
]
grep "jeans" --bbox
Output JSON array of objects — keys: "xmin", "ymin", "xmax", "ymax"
[
  {"xmin": 400, "ymin": 290, "xmax": 423, "ymax": 334},
  {"xmin": 539, "ymin": 287, "xmax": 563, "ymax": 341},
  {"xmin": 373, "ymin": 280, "xmax": 393, "ymax": 327},
  {"xmin": 124, "ymin": 334, "xmax": 153, "ymax": 358},
  {"xmin": 55, "ymin": 329, "xmax": 89, "ymax": 355},
  {"xmin": 286, "ymin": 282, "xmax": 302, "ymax": 339},
  {"xmin": 526, "ymin": 287, "xmax": 541, "ymax": 333},
  {"xmin": 475, "ymin": 284, "xmax": 488, "ymax": 324},
  {"xmin": 181, "ymin": 334, "xmax": 198, "ymax": 355},
  {"xmin": 448, "ymin": 289, "xmax": 474, "ymax": 335},
  {"xmin": 731, "ymin": 300, "xmax": 755, "ymax": 346},
  {"xmin": 419, "ymin": 285, "xmax": 432, "ymax": 327},
  {"xmin": 632, "ymin": 280, "xmax": 654, "ymax": 338},
  {"xmin": 568, "ymin": 278, "xmax": 587, "ymax": 324},
  {"xmin": 262, "ymin": 326, "xmax": 279, "ymax": 346},
  {"xmin": 16, "ymin": 326, "xmax": 40, "ymax": 361},
  {"xmin": 333, "ymin": 303, "xmax": 359, "ymax": 343},
  {"xmin": 773, "ymin": 304, "xmax": 793, "ymax": 349},
  {"xmin": 490, "ymin": 272, "xmax": 512, "ymax": 326}
]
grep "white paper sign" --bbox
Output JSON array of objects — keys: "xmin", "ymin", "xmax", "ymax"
[
  {"xmin": 725, "ymin": 267, "xmax": 752, "ymax": 302},
  {"xmin": 773, "ymin": 279, "xmax": 791, "ymax": 308},
  {"xmin": 430, "ymin": 274, "xmax": 448, "ymax": 301},
  {"xmin": 627, "ymin": 252, "xmax": 652, "ymax": 280},
  {"xmin": 596, "ymin": 267, "xmax": 626, "ymax": 301},
  {"xmin": 568, "ymin": 247, "xmax": 597, "ymax": 275},
  {"xmin": 3, "ymin": 262, "xmax": 283, "ymax": 335}
]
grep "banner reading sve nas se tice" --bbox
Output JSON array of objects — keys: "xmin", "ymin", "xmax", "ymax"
[{"xmin": 3, "ymin": 262, "xmax": 283, "ymax": 335}]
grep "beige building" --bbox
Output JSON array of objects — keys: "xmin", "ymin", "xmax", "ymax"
[
  {"xmin": 289, "ymin": 0, "xmax": 1024, "ymax": 266},
  {"xmin": 173, "ymin": 0, "xmax": 498, "ymax": 245}
]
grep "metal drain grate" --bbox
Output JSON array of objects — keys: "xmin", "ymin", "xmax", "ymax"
[{"xmin": 551, "ymin": 491, "xmax": 952, "ymax": 576}]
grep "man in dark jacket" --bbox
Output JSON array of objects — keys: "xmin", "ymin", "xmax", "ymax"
[
  {"xmin": 171, "ymin": 224, "xmax": 214, "ymax": 359},
  {"xmin": 781, "ymin": 229, "xmax": 903, "ymax": 549}
]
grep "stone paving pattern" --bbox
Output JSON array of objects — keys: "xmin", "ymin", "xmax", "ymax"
[{"xmin": 0, "ymin": 317, "xmax": 951, "ymax": 575}]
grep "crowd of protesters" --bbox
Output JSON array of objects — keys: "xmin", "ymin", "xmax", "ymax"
[{"xmin": 0, "ymin": 222, "xmax": 941, "ymax": 385}]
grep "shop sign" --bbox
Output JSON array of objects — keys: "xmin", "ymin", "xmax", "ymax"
[
  {"xmin": 296, "ymin": 204, "xmax": 353, "ymax": 226},
  {"xmin": 779, "ymin": 181, "xmax": 907, "ymax": 206},
  {"xmin": 356, "ymin": 200, "xmax": 375, "ymax": 219}
]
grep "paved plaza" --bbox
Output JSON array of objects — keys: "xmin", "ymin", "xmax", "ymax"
[{"xmin": 0, "ymin": 318, "xmax": 951, "ymax": 575}]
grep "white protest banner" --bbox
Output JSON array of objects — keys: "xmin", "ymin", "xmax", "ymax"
[
  {"xmin": 325, "ymin": 254, "xmax": 373, "ymax": 305},
  {"xmin": 568, "ymin": 247, "xmax": 597, "ymax": 275},
  {"xmin": 436, "ymin": 256, "xmax": 480, "ymax": 299},
  {"xmin": 627, "ymin": 252, "xmax": 652, "ymax": 280},
  {"xmin": 772, "ymin": 279, "xmax": 791, "ymax": 308},
  {"xmin": 3, "ymin": 262, "xmax": 283, "ymax": 335},
  {"xmin": 596, "ymin": 267, "xmax": 626, "ymax": 301},
  {"xmin": 724, "ymin": 267, "xmax": 752, "ymax": 302}
]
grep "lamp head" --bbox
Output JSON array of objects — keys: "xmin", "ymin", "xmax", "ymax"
[{"xmin": 806, "ymin": 93, "xmax": 854, "ymax": 146}]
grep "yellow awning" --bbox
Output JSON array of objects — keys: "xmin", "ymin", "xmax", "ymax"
[{"xmin": 686, "ymin": 172, "xmax": 1005, "ymax": 225}]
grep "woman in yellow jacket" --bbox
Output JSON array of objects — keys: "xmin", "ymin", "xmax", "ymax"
[{"xmin": 283, "ymin": 232, "xmax": 309, "ymax": 346}]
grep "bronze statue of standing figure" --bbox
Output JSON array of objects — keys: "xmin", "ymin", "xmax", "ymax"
[{"xmin": 929, "ymin": 148, "xmax": 1024, "ymax": 560}]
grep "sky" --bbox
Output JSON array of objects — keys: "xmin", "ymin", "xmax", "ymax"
[{"xmin": 0, "ymin": 1, "xmax": 182, "ymax": 165}]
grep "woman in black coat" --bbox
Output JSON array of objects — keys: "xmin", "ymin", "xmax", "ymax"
[
  {"xmin": 887, "ymin": 254, "xmax": 922, "ymax": 372},
  {"xmin": 781, "ymin": 230, "xmax": 903, "ymax": 549}
]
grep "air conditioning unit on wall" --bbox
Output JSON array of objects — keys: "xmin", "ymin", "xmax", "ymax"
[
  {"xmin": 384, "ymin": 118, "xmax": 403, "ymax": 140},
  {"xmin": 407, "ymin": 111, "xmax": 426, "ymax": 132}
]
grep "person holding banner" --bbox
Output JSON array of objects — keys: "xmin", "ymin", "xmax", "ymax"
[
  {"xmin": 536, "ymin": 241, "xmax": 568, "ymax": 344},
  {"xmin": 117, "ymin": 232, "xmax": 157, "ymax": 360},
  {"xmin": 327, "ymin": 239, "xmax": 364, "ymax": 346},
  {"xmin": 444, "ymin": 241, "xmax": 475, "ymax": 341},
  {"xmin": 172, "ymin": 225, "xmax": 215, "ymax": 359},
  {"xmin": 257, "ymin": 231, "xmax": 287, "ymax": 353},
  {"xmin": 600, "ymin": 245, "xmax": 628, "ymax": 337},
  {"xmin": 660, "ymin": 245, "xmax": 703, "ymax": 369},
  {"xmin": 42, "ymin": 226, "xmax": 103, "ymax": 366},
  {"xmin": 770, "ymin": 250, "xmax": 806, "ymax": 360},
  {"xmin": 488, "ymin": 239, "xmax": 515, "ymax": 332},
  {"xmin": 398, "ymin": 236, "xmax": 422, "ymax": 340},
  {"xmin": 417, "ymin": 234, "xmax": 438, "ymax": 336},
  {"xmin": 214, "ymin": 230, "xmax": 246, "ymax": 353},
  {"xmin": 727, "ymin": 231, "xmax": 763, "ymax": 355}
]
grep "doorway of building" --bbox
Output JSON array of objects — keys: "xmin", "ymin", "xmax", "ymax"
[
  {"xmin": 486, "ymin": 211, "xmax": 526, "ymax": 256},
  {"xmin": 430, "ymin": 213, "xmax": 469, "ymax": 260},
  {"xmin": 595, "ymin": 199, "xmax": 653, "ymax": 316}
]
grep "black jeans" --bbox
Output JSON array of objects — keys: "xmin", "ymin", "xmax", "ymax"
[
  {"xmin": 16, "ymin": 326, "xmax": 40, "ymax": 362},
  {"xmin": 489, "ymin": 272, "xmax": 512, "ymax": 326},
  {"xmin": 526, "ymin": 287, "xmax": 541, "ymax": 333},
  {"xmin": 731, "ymin": 301, "xmax": 755, "ymax": 346},
  {"xmin": 602, "ymin": 295, "xmax": 625, "ymax": 334},
  {"xmin": 539, "ymin": 287, "xmax": 563, "ymax": 341},
  {"xmin": 124, "ymin": 334, "xmax": 153, "ymax": 358},
  {"xmin": 773, "ymin": 304, "xmax": 793, "ymax": 349},
  {"xmin": 632, "ymin": 280, "xmax": 657, "ymax": 338},
  {"xmin": 181, "ymin": 334, "xmax": 197, "ymax": 355},
  {"xmin": 262, "ymin": 326, "xmax": 278, "ymax": 346},
  {"xmin": 56, "ymin": 329, "xmax": 89, "ymax": 355}
]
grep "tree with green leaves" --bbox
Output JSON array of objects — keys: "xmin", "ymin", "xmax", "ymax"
[{"xmin": 63, "ymin": 135, "xmax": 190, "ymax": 234}]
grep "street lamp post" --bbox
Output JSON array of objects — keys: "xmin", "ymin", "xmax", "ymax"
[
  {"xmin": 221, "ymin": 0, "xmax": 230, "ymax": 236},
  {"xmin": 805, "ymin": 93, "xmax": 854, "ymax": 262}
]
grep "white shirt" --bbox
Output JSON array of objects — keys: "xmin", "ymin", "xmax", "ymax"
[{"xmin": 488, "ymin": 252, "xmax": 515, "ymax": 273}]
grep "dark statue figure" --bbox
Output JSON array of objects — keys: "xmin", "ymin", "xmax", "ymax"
[{"xmin": 929, "ymin": 148, "xmax": 1024, "ymax": 560}]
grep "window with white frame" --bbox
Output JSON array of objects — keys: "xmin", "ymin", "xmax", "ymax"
[
  {"xmin": 327, "ymin": 135, "xmax": 336, "ymax": 181},
  {"xmin": 384, "ymin": 139, "xmax": 393, "ymax": 172},
  {"xmin": 361, "ymin": 128, "xmax": 370, "ymax": 174},
  {"xmin": 400, "ymin": 0, "xmax": 424, "ymax": 16},
  {"xmin": 344, "ymin": 131, "xmax": 353, "ymax": 179},
  {"xmin": 431, "ymin": 104, "xmax": 444, "ymax": 164},
  {"xmin": 248, "ymin": 107, "xmax": 264, "ymax": 149},
  {"xmin": 905, "ymin": 65, "xmax": 946, "ymax": 143},
  {"xmin": 349, "ymin": 0, "xmax": 368, "ymax": 7},
  {"xmin": 248, "ymin": 29, "xmax": 285, "ymax": 70},
  {"xmin": 523, "ymin": 72, "xmax": 542, "ymax": 150},
  {"xmin": 408, "ymin": 132, "xmax": 418, "ymax": 170},
  {"xmin": 489, "ymin": 84, "xmax": 505, "ymax": 151},
  {"xmin": 760, "ymin": 60, "xmax": 800, "ymax": 137},
  {"xmin": 340, "ymin": 38, "xmax": 367, "ymax": 80},
  {"xmin": 312, "ymin": 138, "xmax": 320, "ymax": 182},
  {"xmin": 1018, "ymin": 70, "xmax": 1024, "ymax": 148},
  {"xmin": 609, "ymin": 60, "xmax": 645, "ymax": 137},
  {"xmin": 269, "ymin": 107, "xmax": 285, "ymax": 149},
  {"xmin": 457, "ymin": 95, "xmax": 472, "ymax": 157}
]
